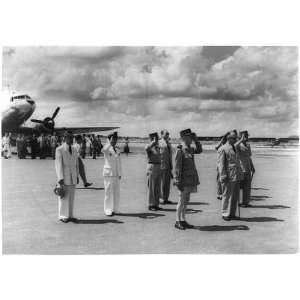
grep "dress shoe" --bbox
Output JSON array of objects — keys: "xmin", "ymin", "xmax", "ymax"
[
  {"xmin": 106, "ymin": 212, "xmax": 115, "ymax": 217},
  {"xmin": 239, "ymin": 204, "xmax": 250, "ymax": 208},
  {"xmin": 175, "ymin": 221, "xmax": 185, "ymax": 230},
  {"xmin": 222, "ymin": 216, "xmax": 231, "ymax": 221},
  {"xmin": 162, "ymin": 200, "xmax": 173, "ymax": 204},
  {"xmin": 59, "ymin": 218, "xmax": 69, "ymax": 223},
  {"xmin": 69, "ymin": 217, "xmax": 80, "ymax": 223},
  {"xmin": 84, "ymin": 182, "xmax": 93, "ymax": 188},
  {"xmin": 181, "ymin": 221, "xmax": 194, "ymax": 229},
  {"xmin": 154, "ymin": 206, "xmax": 162, "ymax": 210},
  {"xmin": 148, "ymin": 206, "xmax": 156, "ymax": 211}
]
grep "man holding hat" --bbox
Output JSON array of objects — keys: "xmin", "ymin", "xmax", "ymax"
[
  {"xmin": 55, "ymin": 131, "xmax": 79, "ymax": 223},
  {"xmin": 102, "ymin": 131, "xmax": 122, "ymax": 216},
  {"xmin": 219, "ymin": 130, "xmax": 242, "ymax": 220},
  {"xmin": 145, "ymin": 132, "xmax": 162, "ymax": 211},
  {"xmin": 174, "ymin": 129, "xmax": 202, "ymax": 230},
  {"xmin": 235, "ymin": 130, "xmax": 255, "ymax": 207}
]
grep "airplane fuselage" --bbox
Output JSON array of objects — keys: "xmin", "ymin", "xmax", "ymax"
[{"xmin": 1, "ymin": 96, "xmax": 36, "ymax": 135}]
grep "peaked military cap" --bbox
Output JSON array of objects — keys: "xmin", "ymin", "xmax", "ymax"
[
  {"xmin": 240, "ymin": 130, "xmax": 249, "ymax": 136},
  {"xmin": 149, "ymin": 132, "xmax": 159, "ymax": 139},
  {"xmin": 107, "ymin": 131, "xmax": 118, "ymax": 139},
  {"xmin": 180, "ymin": 128, "xmax": 193, "ymax": 137}
]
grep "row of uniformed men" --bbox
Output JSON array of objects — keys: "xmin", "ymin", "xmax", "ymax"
[{"xmin": 54, "ymin": 129, "xmax": 254, "ymax": 230}]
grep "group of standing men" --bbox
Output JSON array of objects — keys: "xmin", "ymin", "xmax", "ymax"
[{"xmin": 53, "ymin": 128, "xmax": 255, "ymax": 230}]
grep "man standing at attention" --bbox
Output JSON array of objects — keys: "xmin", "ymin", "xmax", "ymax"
[
  {"xmin": 159, "ymin": 129, "xmax": 173, "ymax": 204},
  {"xmin": 145, "ymin": 132, "xmax": 162, "ymax": 211},
  {"xmin": 219, "ymin": 131, "xmax": 242, "ymax": 221},
  {"xmin": 55, "ymin": 131, "xmax": 79, "ymax": 223},
  {"xmin": 215, "ymin": 132, "xmax": 229, "ymax": 200},
  {"xmin": 50, "ymin": 132, "xmax": 58, "ymax": 160},
  {"xmin": 174, "ymin": 129, "xmax": 202, "ymax": 230},
  {"xmin": 235, "ymin": 130, "xmax": 255, "ymax": 207},
  {"xmin": 74, "ymin": 135, "xmax": 93, "ymax": 188},
  {"xmin": 102, "ymin": 132, "xmax": 122, "ymax": 216}
]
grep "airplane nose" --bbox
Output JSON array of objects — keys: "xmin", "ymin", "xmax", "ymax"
[{"xmin": 27, "ymin": 99, "xmax": 35, "ymax": 105}]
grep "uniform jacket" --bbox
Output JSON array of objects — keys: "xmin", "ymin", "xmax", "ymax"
[
  {"xmin": 102, "ymin": 143, "xmax": 122, "ymax": 177},
  {"xmin": 236, "ymin": 142, "xmax": 252, "ymax": 174},
  {"xmin": 159, "ymin": 139, "xmax": 173, "ymax": 170},
  {"xmin": 219, "ymin": 143, "xmax": 242, "ymax": 182},
  {"xmin": 174, "ymin": 143, "xmax": 201, "ymax": 187},
  {"xmin": 55, "ymin": 143, "xmax": 79, "ymax": 185}
]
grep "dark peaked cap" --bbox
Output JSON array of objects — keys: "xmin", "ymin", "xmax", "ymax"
[
  {"xmin": 180, "ymin": 128, "xmax": 193, "ymax": 137},
  {"xmin": 107, "ymin": 131, "xmax": 118, "ymax": 139},
  {"xmin": 149, "ymin": 132, "xmax": 159, "ymax": 139}
]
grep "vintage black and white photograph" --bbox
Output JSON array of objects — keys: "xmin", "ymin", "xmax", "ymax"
[{"xmin": 1, "ymin": 46, "xmax": 298, "ymax": 254}]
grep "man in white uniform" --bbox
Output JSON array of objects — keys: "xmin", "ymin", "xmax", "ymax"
[
  {"xmin": 102, "ymin": 131, "xmax": 122, "ymax": 216},
  {"xmin": 2, "ymin": 132, "xmax": 12, "ymax": 159},
  {"xmin": 55, "ymin": 131, "xmax": 79, "ymax": 223}
]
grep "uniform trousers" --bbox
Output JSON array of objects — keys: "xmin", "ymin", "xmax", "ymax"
[
  {"xmin": 240, "ymin": 172, "xmax": 251, "ymax": 205},
  {"xmin": 160, "ymin": 169, "xmax": 171, "ymax": 201},
  {"xmin": 216, "ymin": 171, "xmax": 222, "ymax": 198},
  {"xmin": 147, "ymin": 164, "xmax": 161, "ymax": 207},
  {"xmin": 104, "ymin": 176, "xmax": 120, "ymax": 215},
  {"xmin": 78, "ymin": 157, "xmax": 87, "ymax": 184},
  {"xmin": 221, "ymin": 181, "xmax": 240, "ymax": 217},
  {"xmin": 58, "ymin": 185, "xmax": 75, "ymax": 219}
]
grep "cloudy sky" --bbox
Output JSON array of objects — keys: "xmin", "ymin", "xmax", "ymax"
[{"xmin": 2, "ymin": 46, "xmax": 298, "ymax": 137}]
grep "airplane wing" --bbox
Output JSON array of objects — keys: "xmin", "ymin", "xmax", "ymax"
[{"xmin": 54, "ymin": 126, "xmax": 119, "ymax": 135}]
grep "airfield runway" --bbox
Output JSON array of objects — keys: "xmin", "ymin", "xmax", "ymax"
[{"xmin": 2, "ymin": 147, "xmax": 298, "ymax": 254}]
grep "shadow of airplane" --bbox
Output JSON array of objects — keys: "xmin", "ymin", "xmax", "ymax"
[
  {"xmin": 76, "ymin": 219, "xmax": 124, "ymax": 224},
  {"xmin": 248, "ymin": 204, "xmax": 290, "ymax": 209},
  {"xmin": 252, "ymin": 187, "xmax": 270, "ymax": 191},
  {"xmin": 193, "ymin": 225, "xmax": 249, "ymax": 231},
  {"xmin": 235, "ymin": 217, "xmax": 284, "ymax": 222},
  {"xmin": 76, "ymin": 187, "xmax": 104, "ymax": 190},
  {"xmin": 115, "ymin": 212, "xmax": 165, "ymax": 219}
]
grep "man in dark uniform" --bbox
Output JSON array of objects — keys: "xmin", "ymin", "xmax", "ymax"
[
  {"xmin": 174, "ymin": 129, "xmax": 202, "ymax": 230},
  {"xmin": 159, "ymin": 129, "xmax": 173, "ymax": 204},
  {"xmin": 81, "ymin": 134, "xmax": 87, "ymax": 158},
  {"xmin": 29, "ymin": 134, "xmax": 38, "ymax": 159},
  {"xmin": 145, "ymin": 132, "xmax": 162, "ymax": 211}
]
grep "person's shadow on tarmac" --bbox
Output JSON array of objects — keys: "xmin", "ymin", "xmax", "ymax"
[
  {"xmin": 76, "ymin": 219, "xmax": 124, "ymax": 224},
  {"xmin": 115, "ymin": 212, "xmax": 165, "ymax": 219},
  {"xmin": 193, "ymin": 225, "xmax": 249, "ymax": 231}
]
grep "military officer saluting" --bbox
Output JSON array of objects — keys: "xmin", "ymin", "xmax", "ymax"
[
  {"xmin": 145, "ymin": 132, "xmax": 162, "ymax": 211},
  {"xmin": 235, "ymin": 130, "xmax": 255, "ymax": 207},
  {"xmin": 159, "ymin": 129, "xmax": 173, "ymax": 204},
  {"xmin": 102, "ymin": 131, "xmax": 122, "ymax": 216},
  {"xmin": 219, "ymin": 131, "xmax": 242, "ymax": 221},
  {"xmin": 174, "ymin": 129, "xmax": 202, "ymax": 230}
]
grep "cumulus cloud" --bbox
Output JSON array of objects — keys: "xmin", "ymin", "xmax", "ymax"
[{"xmin": 2, "ymin": 46, "xmax": 298, "ymax": 137}]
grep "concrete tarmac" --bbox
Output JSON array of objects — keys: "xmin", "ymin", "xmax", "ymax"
[{"xmin": 2, "ymin": 149, "xmax": 298, "ymax": 254}]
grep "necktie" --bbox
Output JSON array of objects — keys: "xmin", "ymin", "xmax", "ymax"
[{"xmin": 69, "ymin": 145, "xmax": 72, "ymax": 155}]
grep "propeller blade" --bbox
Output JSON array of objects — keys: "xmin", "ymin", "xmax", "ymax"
[
  {"xmin": 51, "ymin": 107, "xmax": 60, "ymax": 120},
  {"xmin": 31, "ymin": 119, "xmax": 43, "ymax": 124}
]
